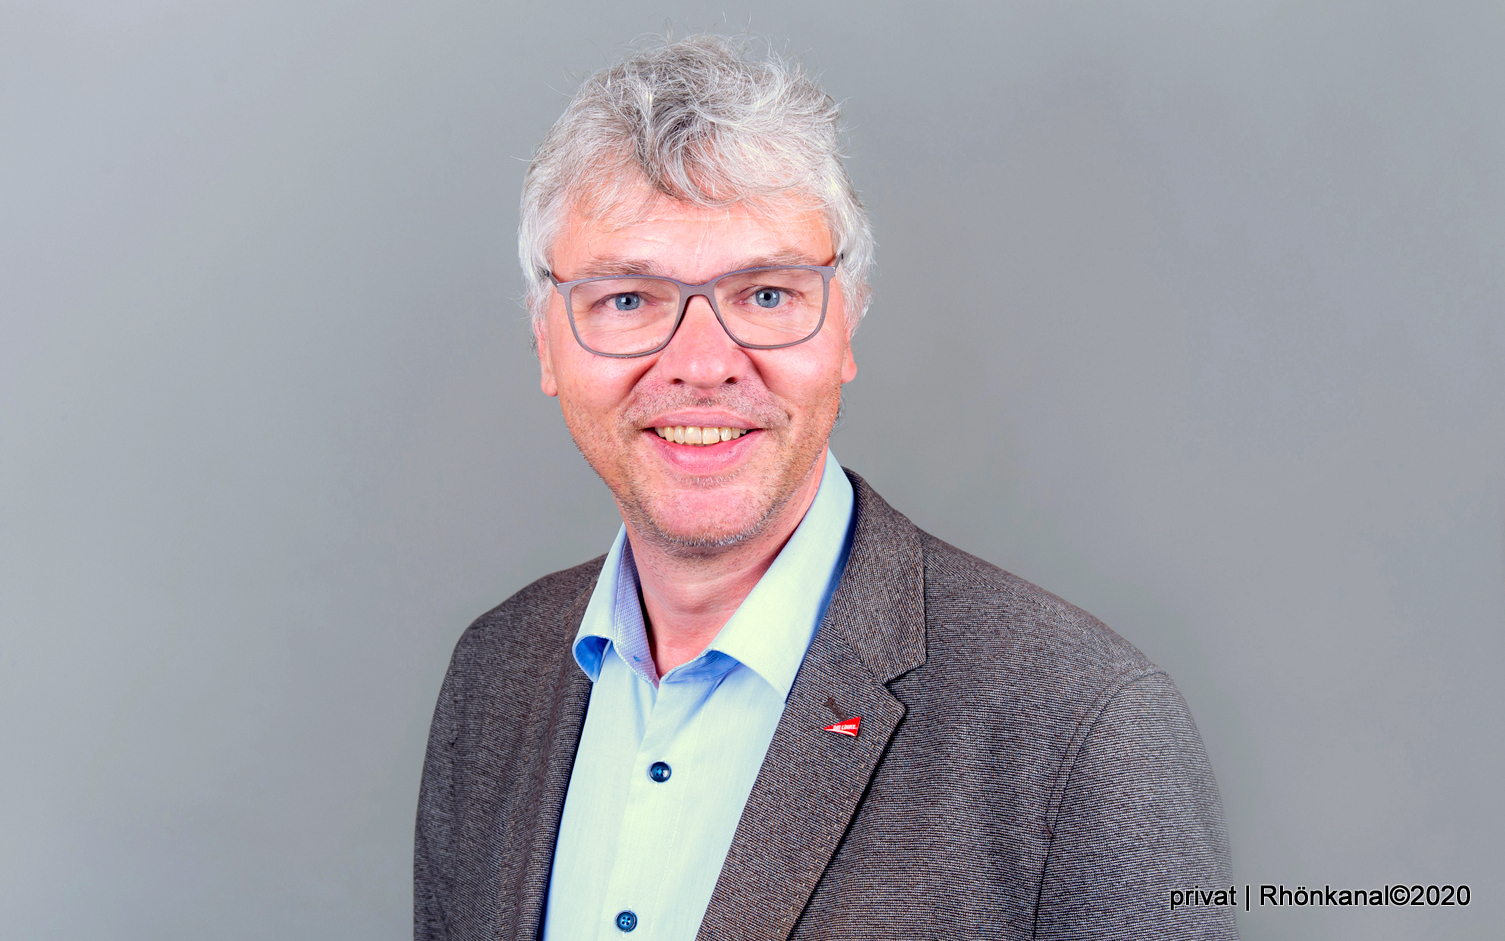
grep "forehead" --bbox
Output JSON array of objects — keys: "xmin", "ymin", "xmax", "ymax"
[{"xmin": 551, "ymin": 187, "xmax": 834, "ymax": 280}]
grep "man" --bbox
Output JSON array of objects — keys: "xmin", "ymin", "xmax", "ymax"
[{"xmin": 416, "ymin": 35, "xmax": 1237, "ymax": 941}]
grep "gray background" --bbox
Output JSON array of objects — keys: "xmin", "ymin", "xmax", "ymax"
[{"xmin": 2, "ymin": 1, "xmax": 1500, "ymax": 938}]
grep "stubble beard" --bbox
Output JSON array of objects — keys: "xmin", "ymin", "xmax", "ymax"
[
  {"xmin": 567, "ymin": 383, "xmax": 842, "ymax": 561},
  {"xmin": 623, "ymin": 472, "xmax": 793, "ymax": 557}
]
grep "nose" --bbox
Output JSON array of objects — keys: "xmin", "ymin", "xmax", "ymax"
[{"xmin": 653, "ymin": 293, "xmax": 747, "ymax": 389}]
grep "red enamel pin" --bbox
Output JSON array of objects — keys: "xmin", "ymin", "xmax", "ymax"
[
  {"xmin": 823, "ymin": 696, "xmax": 861, "ymax": 737},
  {"xmin": 823, "ymin": 717, "xmax": 861, "ymax": 737}
]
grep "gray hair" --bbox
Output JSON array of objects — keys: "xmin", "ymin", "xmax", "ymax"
[{"xmin": 518, "ymin": 35, "xmax": 874, "ymax": 331}]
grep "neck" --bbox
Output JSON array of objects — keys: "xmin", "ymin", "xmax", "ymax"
[{"xmin": 625, "ymin": 452, "xmax": 828, "ymax": 676}]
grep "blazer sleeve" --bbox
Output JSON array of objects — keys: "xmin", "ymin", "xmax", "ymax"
[
  {"xmin": 1034, "ymin": 671, "xmax": 1239, "ymax": 940},
  {"xmin": 414, "ymin": 660, "xmax": 461, "ymax": 941}
]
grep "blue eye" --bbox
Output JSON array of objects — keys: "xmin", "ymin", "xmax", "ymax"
[
  {"xmin": 753, "ymin": 288, "xmax": 782, "ymax": 308},
  {"xmin": 613, "ymin": 294, "xmax": 642, "ymax": 311}
]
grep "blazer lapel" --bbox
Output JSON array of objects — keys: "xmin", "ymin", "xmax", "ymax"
[
  {"xmin": 697, "ymin": 473, "xmax": 927, "ymax": 941},
  {"xmin": 494, "ymin": 583, "xmax": 595, "ymax": 941}
]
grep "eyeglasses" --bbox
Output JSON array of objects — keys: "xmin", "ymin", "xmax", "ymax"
[{"xmin": 550, "ymin": 256, "xmax": 842, "ymax": 358}]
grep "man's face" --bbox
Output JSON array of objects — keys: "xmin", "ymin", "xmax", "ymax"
[{"xmin": 536, "ymin": 189, "xmax": 857, "ymax": 552}]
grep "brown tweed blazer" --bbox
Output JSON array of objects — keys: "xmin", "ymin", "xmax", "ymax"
[{"xmin": 415, "ymin": 471, "xmax": 1238, "ymax": 940}]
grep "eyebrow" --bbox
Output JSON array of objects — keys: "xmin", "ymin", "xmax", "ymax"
[
  {"xmin": 571, "ymin": 249, "xmax": 825, "ymax": 281},
  {"xmin": 572, "ymin": 257, "xmax": 670, "ymax": 278}
]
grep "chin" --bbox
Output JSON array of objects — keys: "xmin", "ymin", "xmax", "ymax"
[
  {"xmin": 656, "ymin": 526, "xmax": 760, "ymax": 553},
  {"xmin": 632, "ymin": 491, "xmax": 778, "ymax": 554}
]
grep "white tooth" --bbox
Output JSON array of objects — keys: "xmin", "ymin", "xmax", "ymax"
[
  {"xmin": 700, "ymin": 426, "xmax": 716, "ymax": 444},
  {"xmin": 685, "ymin": 426, "xmax": 702, "ymax": 445},
  {"xmin": 656, "ymin": 427, "xmax": 668, "ymax": 439},
  {"xmin": 719, "ymin": 427, "xmax": 732, "ymax": 442},
  {"xmin": 732, "ymin": 428, "xmax": 745, "ymax": 439},
  {"xmin": 672, "ymin": 426, "xmax": 685, "ymax": 444}
]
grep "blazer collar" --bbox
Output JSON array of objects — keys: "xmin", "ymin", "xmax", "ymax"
[{"xmin": 819, "ymin": 469, "xmax": 928, "ymax": 683}]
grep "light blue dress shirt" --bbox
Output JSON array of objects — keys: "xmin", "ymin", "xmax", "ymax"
[{"xmin": 541, "ymin": 452, "xmax": 855, "ymax": 941}]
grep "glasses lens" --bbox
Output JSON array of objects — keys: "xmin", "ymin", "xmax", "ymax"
[
  {"xmin": 712, "ymin": 268, "xmax": 828, "ymax": 346},
  {"xmin": 567, "ymin": 277, "xmax": 681, "ymax": 355}
]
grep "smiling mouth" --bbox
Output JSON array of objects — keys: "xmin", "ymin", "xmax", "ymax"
[{"xmin": 653, "ymin": 426, "xmax": 751, "ymax": 446}]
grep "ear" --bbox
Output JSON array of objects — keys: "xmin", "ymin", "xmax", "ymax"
[
  {"xmin": 535, "ymin": 317, "xmax": 559, "ymax": 397},
  {"xmin": 837, "ymin": 298, "xmax": 858, "ymax": 384}
]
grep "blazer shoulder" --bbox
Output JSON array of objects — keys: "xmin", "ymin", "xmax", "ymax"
[
  {"xmin": 917, "ymin": 531, "xmax": 1159, "ymax": 697},
  {"xmin": 444, "ymin": 555, "xmax": 605, "ymax": 684}
]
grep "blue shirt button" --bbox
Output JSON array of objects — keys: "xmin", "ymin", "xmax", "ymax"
[
  {"xmin": 616, "ymin": 910, "xmax": 638, "ymax": 932},
  {"xmin": 648, "ymin": 761, "xmax": 672, "ymax": 783}
]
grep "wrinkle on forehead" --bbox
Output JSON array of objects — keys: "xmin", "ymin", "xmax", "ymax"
[
  {"xmin": 567, "ymin": 159, "xmax": 826, "ymax": 235},
  {"xmin": 568, "ymin": 247, "xmax": 824, "ymax": 280}
]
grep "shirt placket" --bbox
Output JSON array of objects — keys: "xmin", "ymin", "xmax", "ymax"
[{"xmin": 594, "ymin": 666, "xmax": 721, "ymax": 939}]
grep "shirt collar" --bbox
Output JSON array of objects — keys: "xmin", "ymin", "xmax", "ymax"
[
  {"xmin": 572, "ymin": 528, "xmax": 652, "ymax": 684},
  {"xmin": 572, "ymin": 450, "xmax": 855, "ymax": 699}
]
